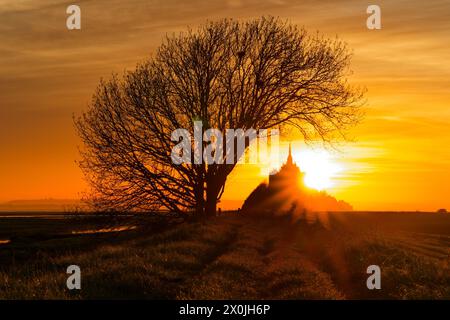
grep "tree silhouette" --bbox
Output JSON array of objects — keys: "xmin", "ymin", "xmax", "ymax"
[{"xmin": 75, "ymin": 17, "xmax": 364, "ymax": 217}]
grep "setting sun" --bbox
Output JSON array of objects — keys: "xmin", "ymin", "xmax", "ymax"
[
  {"xmin": 260, "ymin": 144, "xmax": 344, "ymax": 192},
  {"xmin": 293, "ymin": 149, "xmax": 342, "ymax": 191}
]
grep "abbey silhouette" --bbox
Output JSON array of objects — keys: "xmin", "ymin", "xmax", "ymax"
[{"xmin": 242, "ymin": 144, "xmax": 352, "ymax": 215}]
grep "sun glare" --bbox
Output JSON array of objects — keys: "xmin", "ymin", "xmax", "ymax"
[
  {"xmin": 260, "ymin": 145, "xmax": 344, "ymax": 191},
  {"xmin": 293, "ymin": 149, "xmax": 342, "ymax": 191}
]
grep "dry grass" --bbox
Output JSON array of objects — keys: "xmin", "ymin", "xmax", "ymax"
[{"xmin": 0, "ymin": 212, "xmax": 449, "ymax": 299}]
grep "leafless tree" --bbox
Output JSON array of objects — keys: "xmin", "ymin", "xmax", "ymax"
[{"xmin": 75, "ymin": 16, "xmax": 364, "ymax": 218}]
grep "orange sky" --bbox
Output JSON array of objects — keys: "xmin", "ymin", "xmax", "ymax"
[{"xmin": 1, "ymin": 0, "xmax": 450, "ymax": 211}]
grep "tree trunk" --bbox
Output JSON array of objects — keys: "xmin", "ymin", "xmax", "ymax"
[
  {"xmin": 194, "ymin": 182, "xmax": 205, "ymax": 218},
  {"xmin": 205, "ymin": 182, "xmax": 218, "ymax": 217},
  {"xmin": 205, "ymin": 195, "xmax": 217, "ymax": 217}
]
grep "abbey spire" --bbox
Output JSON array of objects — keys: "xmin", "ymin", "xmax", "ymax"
[{"xmin": 286, "ymin": 142, "xmax": 293, "ymax": 166}]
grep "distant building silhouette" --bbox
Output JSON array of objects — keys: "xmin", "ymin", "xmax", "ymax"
[
  {"xmin": 242, "ymin": 144, "xmax": 352, "ymax": 215},
  {"xmin": 268, "ymin": 143, "xmax": 305, "ymax": 190}
]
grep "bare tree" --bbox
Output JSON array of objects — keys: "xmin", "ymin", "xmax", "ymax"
[{"xmin": 75, "ymin": 16, "xmax": 364, "ymax": 217}]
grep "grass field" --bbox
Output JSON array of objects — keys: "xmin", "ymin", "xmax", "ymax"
[{"xmin": 0, "ymin": 211, "xmax": 449, "ymax": 299}]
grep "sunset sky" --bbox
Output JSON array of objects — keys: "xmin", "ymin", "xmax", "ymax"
[{"xmin": 1, "ymin": 0, "xmax": 450, "ymax": 211}]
